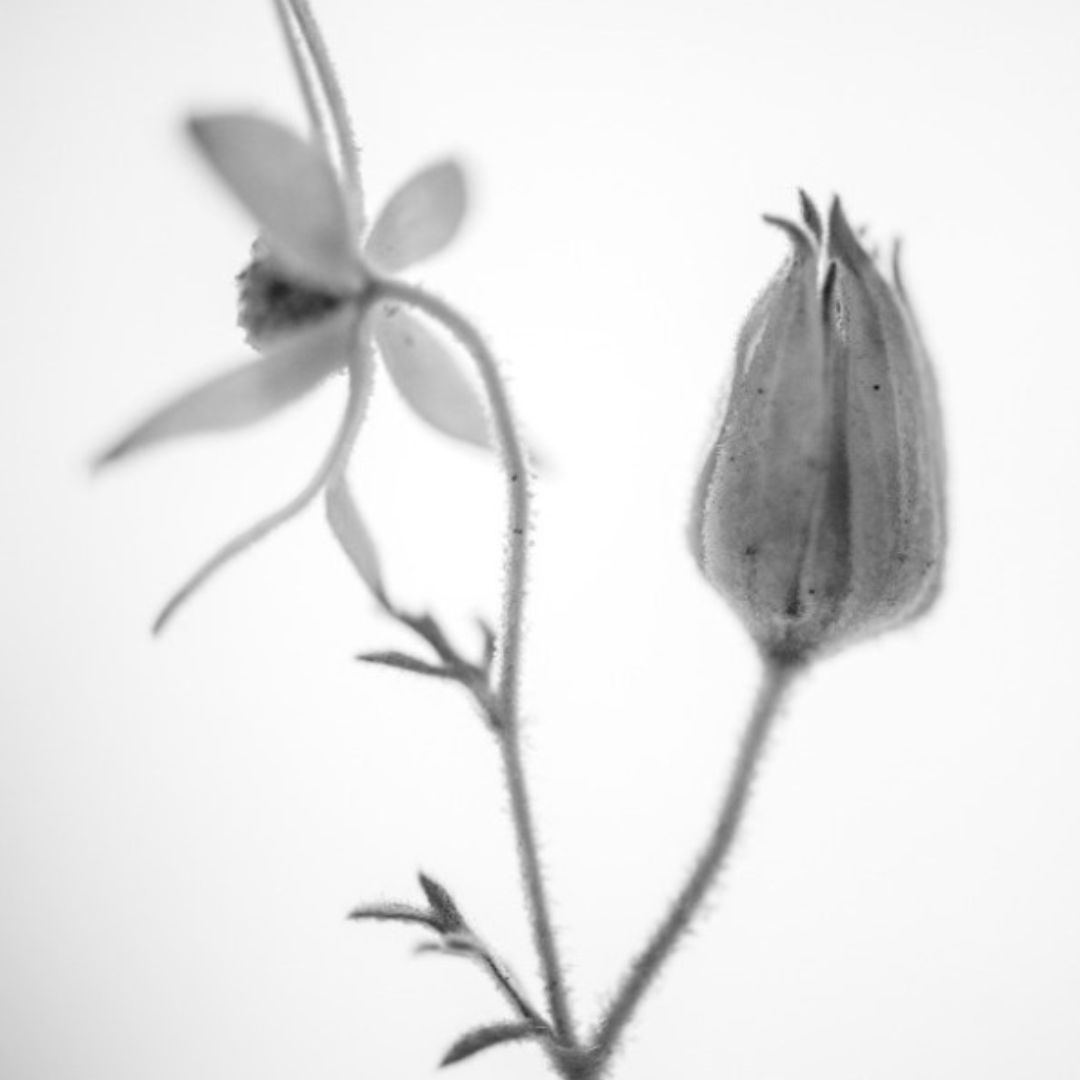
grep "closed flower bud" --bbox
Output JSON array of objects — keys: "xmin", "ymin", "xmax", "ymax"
[{"xmin": 689, "ymin": 195, "xmax": 946, "ymax": 664}]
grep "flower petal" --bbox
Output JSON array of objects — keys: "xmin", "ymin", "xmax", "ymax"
[
  {"xmin": 689, "ymin": 217, "xmax": 831, "ymax": 649},
  {"xmin": 150, "ymin": 340, "xmax": 376, "ymax": 634},
  {"xmin": 95, "ymin": 308, "xmax": 355, "ymax": 466},
  {"xmin": 187, "ymin": 112, "xmax": 363, "ymax": 292},
  {"xmin": 824, "ymin": 198, "xmax": 946, "ymax": 639},
  {"xmin": 373, "ymin": 304, "xmax": 491, "ymax": 448},
  {"xmin": 364, "ymin": 160, "xmax": 467, "ymax": 273},
  {"xmin": 325, "ymin": 476, "xmax": 385, "ymax": 595}
]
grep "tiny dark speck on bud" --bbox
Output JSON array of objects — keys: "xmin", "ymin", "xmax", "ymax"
[
  {"xmin": 872, "ymin": 383, "xmax": 881, "ymax": 391},
  {"xmin": 756, "ymin": 387, "xmax": 765, "ymax": 395}
]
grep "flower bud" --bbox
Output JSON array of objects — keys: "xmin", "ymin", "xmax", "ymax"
[{"xmin": 689, "ymin": 195, "xmax": 946, "ymax": 664}]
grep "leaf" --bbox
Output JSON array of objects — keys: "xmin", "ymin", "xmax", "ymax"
[
  {"xmin": 325, "ymin": 477, "xmax": 384, "ymax": 595},
  {"xmin": 365, "ymin": 159, "xmax": 467, "ymax": 273},
  {"xmin": 373, "ymin": 304, "xmax": 491, "ymax": 448},
  {"xmin": 188, "ymin": 112, "xmax": 363, "ymax": 292},
  {"xmin": 357, "ymin": 651, "xmax": 451, "ymax": 679},
  {"xmin": 440, "ymin": 1021, "xmax": 548, "ymax": 1068},
  {"xmin": 347, "ymin": 902, "xmax": 439, "ymax": 928},
  {"xmin": 95, "ymin": 309, "xmax": 355, "ymax": 466},
  {"xmin": 418, "ymin": 873, "xmax": 466, "ymax": 931},
  {"xmin": 476, "ymin": 617, "xmax": 497, "ymax": 671}
]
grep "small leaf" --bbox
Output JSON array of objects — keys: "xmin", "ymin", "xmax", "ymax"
[
  {"xmin": 326, "ymin": 477, "xmax": 384, "ymax": 595},
  {"xmin": 399, "ymin": 610, "xmax": 461, "ymax": 667},
  {"xmin": 96, "ymin": 309, "xmax": 355, "ymax": 466},
  {"xmin": 440, "ymin": 1021, "xmax": 548, "ymax": 1068},
  {"xmin": 476, "ymin": 617, "xmax": 497, "ymax": 671},
  {"xmin": 347, "ymin": 902, "xmax": 439, "ymax": 929},
  {"xmin": 188, "ymin": 112, "xmax": 363, "ymax": 292},
  {"xmin": 357, "ymin": 651, "xmax": 452, "ymax": 678},
  {"xmin": 374, "ymin": 304, "xmax": 491, "ymax": 448},
  {"xmin": 418, "ymin": 873, "xmax": 466, "ymax": 931},
  {"xmin": 365, "ymin": 159, "xmax": 467, "ymax": 273}
]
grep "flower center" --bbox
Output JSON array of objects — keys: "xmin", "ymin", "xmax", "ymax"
[{"xmin": 237, "ymin": 250, "xmax": 347, "ymax": 347}]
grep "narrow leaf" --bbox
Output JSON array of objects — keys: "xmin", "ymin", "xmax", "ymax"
[
  {"xmin": 365, "ymin": 160, "xmax": 467, "ymax": 273},
  {"xmin": 96, "ymin": 309, "xmax": 355, "ymax": 466},
  {"xmin": 325, "ymin": 477, "xmax": 384, "ymax": 595},
  {"xmin": 476, "ymin": 617, "xmax": 497, "ymax": 671},
  {"xmin": 357, "ymin": 651, "xmax": 451, "ymax": 678},
  {"xmin": 374, "ymin": 304, "xmax": 491, "ymax": 448},
  {"xmin": 440, "ymin": 1021, "xmax": 548, "ymax": 1068},
  {"xmin": 188, "ymin": 112, "xmax": 362, "ymax": 291},
  {"xmin": 347, "ymin": 902, "xmax": 439, "ymax": 929},
  {"xmin": 418, "ymin": 873, "xmax": 466, "ymax": 931}
]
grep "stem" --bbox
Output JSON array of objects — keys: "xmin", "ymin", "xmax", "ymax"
[
  {"xmin": 589, "ymin": 658, "xmax": 798, "ymax": 1072},
  {"xmin": 284, "ymin": 0, "xmax": 365, "ymax": 227},
  {"xmin": 373, "ymin": 278, "xmax": 577, "ymax": 1048},
  {"xmin": 468, "ymin": 936, "xmax": 548, "ymax": 1028},
  {"xmin": 271, "ymin": 0, "xmax": 331, "ymax": 155}
]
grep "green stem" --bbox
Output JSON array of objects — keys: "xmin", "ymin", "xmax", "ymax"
[
  {"xmin": 373, "ymin": 278, "xmax": 577, "ymax": 1049},
  {"xmin": 589, "ymin": 658, "xmax": 798, "ymax": 1073}
]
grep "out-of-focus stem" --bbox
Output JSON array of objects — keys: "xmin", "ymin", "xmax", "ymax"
[
  {"xmin": 270, "ymin": 0, "xmax": 331, "ymax": 154},
  {"xmin": 284, "ymin": 0, "xmax": 365, "ymax": 225}
]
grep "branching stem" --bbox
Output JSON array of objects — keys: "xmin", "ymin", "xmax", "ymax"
[{"xmin": 374, "ymin": 278, "xmax": 578, "ymax": 1050}]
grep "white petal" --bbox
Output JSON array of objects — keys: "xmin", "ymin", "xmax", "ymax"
[
  {"xmin": 151, "ymin": 343, "xmax": 376, "ymax": 634},
  {"xmin": 325, "ymin": 477, "xmax": 385, "ymax": 595},
  {"xmin": 374, "ymin": 304, "xmax": 491, "ymax": 449},
  {"xmin": 364, "ymin": 160, "xmax": 467, "ymax": 273},
  {"xmin": 188, "ymin": 112, "xmax": 363, "ymax": 292},
  {"xmin": 95, "ymin": 309, "xmax": 355, "ymax": 465}
]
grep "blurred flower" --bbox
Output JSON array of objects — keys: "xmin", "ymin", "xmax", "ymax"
[
  {"xmin": 96, "ymin": 112, "xmax": 492, "ymax": 630},
  {"xmin": 689, "ymin": 194, "xmax": 946, "ymax": 664}
]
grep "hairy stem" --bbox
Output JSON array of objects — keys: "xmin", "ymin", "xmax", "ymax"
[
  {"xmin": 271, "ymin": 0, "xmax": 331, "ymax": 155},
  {"xmin": 284, "ymin": 0, "xmax": 365, "ymax": 226},
  {"xmin": 373, "ymin": 278, "xmax": 577, "ymax": 1048},
  {"xmin": 589, "ymin": 658, "xmax": 798, "ymax": 1073}
]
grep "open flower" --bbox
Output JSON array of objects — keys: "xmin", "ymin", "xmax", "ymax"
[
  {"xmin": 689, "ymin": 194, "xmax": 946, "ymax": 663},
  {"xmin": 97, "ymin": 111, "xmax": 493, "ymax": 631}
]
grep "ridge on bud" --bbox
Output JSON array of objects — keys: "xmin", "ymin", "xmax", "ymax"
[{"xmin": 689, "ymin": 194, "xmax": 946, "ymax": 664}]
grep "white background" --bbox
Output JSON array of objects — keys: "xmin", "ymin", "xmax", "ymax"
[{"xmin": 3, "ymin": 0, "xmax": 1080, "ymax": 1077}]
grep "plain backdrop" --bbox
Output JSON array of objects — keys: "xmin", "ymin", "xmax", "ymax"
[{"xmin": 3, "ymin": 0, "xmax": 1080, "ymax": 1077}]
